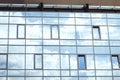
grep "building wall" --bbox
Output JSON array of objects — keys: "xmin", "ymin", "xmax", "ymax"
[{"xmin": 0, "ymin": 10, "xmax": 120, "ymax": 80}]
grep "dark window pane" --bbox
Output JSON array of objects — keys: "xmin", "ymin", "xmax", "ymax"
[
  {"xmin": 78, "ymin": 55, "xmax": 86, "ymax": 69},
  {"xmin": 112, "ymin": 55, "xmax": 119, "ymax": 69},
  {"xmin": 93, "ymin": 26, "xmax": 100, "ymax": 39}
]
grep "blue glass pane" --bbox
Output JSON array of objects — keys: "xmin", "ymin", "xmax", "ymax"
[
  {"xmin": 112, "ymin": 56, "xmax": 119, "ymax": 69},
  {"xmin": 78, "ymin": 56, "xmax": 86, "ymax": 69}
]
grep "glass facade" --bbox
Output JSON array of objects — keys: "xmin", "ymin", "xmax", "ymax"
[{"xmin": 0, "ymin": 10, "xmax": 120, "ymax": 80}]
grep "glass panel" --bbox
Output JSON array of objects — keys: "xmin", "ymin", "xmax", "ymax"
[
  {"xmin": 108, "ymin": 19, "xmax": 120, "ymax": 25},
  {"xmin": 51, "ymin": 25, "xmax": 59, "ymax": 39},
  {"xmin": 86, "ymin": 55, "xmax": 95, "ymax": 69},
  {"xmin": 0, "ymin": 46, "xmax": 7, "ymax": 53},
  {"xmin": 0, "ymin": 17, "xmax": 8, "ymax": 23},
  {"xmin": 26, "ymin": 12, "xmax": 42, "ymax": 16},
  {"xmin": 59, "ymin": 12, "xmax": 74, "ymax": 17},
  {"xmin": 0, "ymin": 70, "xmax": 6, "ymax": 76},
  {"xmin": 0, "ymin": 77, "xmax": 6, "ymax": 80},
  {"xmin": 94, "ymin": 40, "xmax": 109, "ymax": 46},
  {"xmin": 77, "ymin": 47, "xmax": 93, "ymax": 54},
  {"xmin": 61, "ymin": 70, "xmax": 69, "ymax": 76},
  {"xmin": 10, "ymin": 17, "xmax": 25, "ymax": 24},
  {"xmin": 0, "ymin": 25, "xmax": 8, "ymax": 38},
  {"xmin": 43, "ymin": 18, "xmax": 58, "ymax": 24},
  {"xmin": 79, "ymin": 77, "xmax": 95, "ymax": 80},
  {"xmin": 26, "ymin": 55, "xmax": 34, "ymax": 69},
  {"xmin": 60, "ymin": 40, "xmax": 76, "ymax": 45},
  {"xmin": 44, "ymin": 70, "xmax": 60, "ymax": 76},
  {"xmin": 95, "ymin": 55, "xmax": 111, "ymax": 69},
  {"xmin": 59, "ymin": 18, "xmax": 75, "ymax": 25},
  {"xmin": 93, "ymin": 26, "xmax": 100, "ymax": 39},
  {"xmin": 43, "ymin": 46, "xmax": 59, "ymax": 53},
  {"xmin": 113, "ymin": 70, "xmax": 120, "ymax": 76},
  {"xmin": 17, "ymin": 25, "xmax": 25, "ymax": 38},
  {"xmin": 35, "ymin": 55, "xmax": 42, "ymax": 69},
  {"xmin": 8, "ymin": 54, "xmax": 25, "ymax": 69},
  {"xmin": 26, "ymin": 40, "xmax": 42, "ymax": 45},
  {"xmin": 79, "ymin": 70, "xmax": 95, "ymax": 76},
  {"xmin": 70, "ymin": 55, "xmax": 78, "ymax": 69},
  {"xmin": 26, "ymin": 25, "xmax": 42, "ymax": 39},
  {"xmin": 61, "ymin": 46, "xmax": 76, "ymax": 54},
  {"xmin": 44, "ymin": 77, "xmax": 60, "ymax": 80},
  {"xmin": 76, "ymin": 26, "xmax": 92, "ymax": 39},
  {"xmin": 43, "ymin": 25, "xmax": 51, "ymax": 39},
  {"xmin": 8, "ymin": 77, "xmax": 24, "ymax": 80},
  {"xmin": 26, "ymin": 70, "xmax": 42, "ymax": 76},
  {"xmin": 26, "ymin": 77, "xmax": 42, "ymax": 80},
  {"xmin": 96, "ymin": 77, "xmax": 112, "ymax": 80},
  {"xmin": 8, "ymin": 70, "xmax": 24, "ymax": 76},
  {"xmin": 92, "ymin": 19, "xmax": 107, "ymax": 25},
  {"xmin": 94, "ymin": 47, "xmax": 110, "ymax": 54},
  {"xmin": 109, "ymin": 27, "xmax": 120, "ymax": 39},
  {"xmin": 43, "ymin": 12, "xmax": 58, "ymax": 17},
  {"xmin": 77, "ymin": 40, "xmax": 92, "ymax": 46},
  {"xmin": 0, "ymin": 55, "xmax": 7, "ymax": 69},
  {"xmin": 111, "ymin": 47, "xmax": 120, "ymax": 54},
  {"xmin": 60, "ymin": 26, "xmax": 75, "ymax": 39},
  {"xmin": 43, "ymin": 55, "xmax": 60, "ymax": 69},
  {"xmin": 78, "ymin": 55, "xmax": 86, "ymax": 69},
  {"xmin": 91, "ymin": 13, "xmax": 106, "ymax": 18},
  {"xmin": 9, "ymin": 46, "xmax": 25, "ymax": 53},
  {"xmin": 112, "ymin": 55, "xmax": 119, "ymax": 69},
  {"xmin": 26, "ymin": 46, "xmax": 42, "ymax": 53},
  {"xmin": 9, "ymin": 25, "xmax": 17, "ymax": 38},
  {"xmin": 114, "ymin": 77, "xmax": 120, "ymax": 80},
  {"xmin": 43, "ymin": 40, "xmax": 59, "ymax": 45},
  {"xmin": 96, "ymin": 70, "xmax": 112, "ymax": 76},
  {"xmin": 61, "ymin": 55, "xmax": 69, "ymax": 69},
  {"xmin": 76, "ymin": 18, "xmax": 91, "ymax": 25},
  {"xmin": 9, "ymin": 40, "xmax": 25, "ymax": 45},
  {"xmin": 26, "ymin": 18, "xmax": 42, "ymax": 24},
  {"xmin": 75, "ymin": 13, "xmax": 90, "ymax": 17}
]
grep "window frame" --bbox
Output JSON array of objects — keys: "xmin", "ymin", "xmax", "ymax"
[
  {"xmin": 51, "ymin": 25, "xmax": 59, "ymax": 39},
  {"xmin": 17, "ymin": 24, "xmax": 26, "ymax": 39},
  {"xmin": 0, "ymin": 54, "xmax": 8, "ymax": 69},
  {"xmin": 34, "ymin": 54, "xmax": 43, "ymax": 70},
  {"xmin": 112, "ymin": 55, "xmax": 120, "ymax": 69},
  {"xmin": 78, "ymin": 55, "xmax": 86, "ymax": 69},
  {"xmin": 93, "ymin": 26, "xmax": 101, "ymax": 39}
]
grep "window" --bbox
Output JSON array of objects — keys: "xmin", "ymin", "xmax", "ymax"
[
  {"xmin": 34, "ymin": 54, "xmax": 42, "ymax": 69},
  {"xmin": 78, "ymin": 55, "xmax": 86, "ymax": 69},
  {"xmin": 0, "ymin": 54, "xmax": 7, "ymax": 69},
  {"xmin": 43, "ymin": 25, "xmax": 59, "ymax": 39},
  {"xmin": 93, "ymin": 26, "xmax": 101, "ymax": 39},
  {"xmin": 51, "ymin": 25, "xmax": 59, "ymax": 39},
  {"xmin": 17, "ymin": 24, "xmax": 25, "ymax": 39},
  {"xmin": 112, "ymin": 55, "xmax": 120, "ymax": 69}
]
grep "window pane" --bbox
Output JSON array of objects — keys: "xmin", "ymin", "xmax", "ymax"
[
  {"xmin": 35, "ymin": 55, "xmax": 42, "ymax": 69},
  {"xmin": 78, "ymin": 55, "xmax": 86, "ymax": 69},
  {"xmin": 0, "ymin": 55, "xmax": 7, "ymax": 69},
  {"xmin": 95, "ymin": 55, "xmax": 111, "ymax": 69},
  {"xmin": 26, "ymin": 55, "xmax": 34, "ymax": 69},
  {"xmin": 93, "ymin": 26, "xmax": 100, "ymax": 39},
  {"xmin": 112, "ymin": 55, "xmax": 119, "ymax": 69},
  {"xmin": 8, "ymin": 54, "xmax": 25, "ymax": 69},
  {"xmin": 61, "ymin": 55, "xmax": 69, "ymax": 69},
  {"xmin": 17, "ymin": 25, "xmax": 25, "ymax": 38},
  {"xmin": 43, "ymin": 55, "xmax": 60, "ymax": 69},
  {"xmin": 51, "ymin": 25, "xmax": 59, "ymax": 39},
  {"xmin": 96, "ymin": 77, "xmax": 112, "ymax": 80}
]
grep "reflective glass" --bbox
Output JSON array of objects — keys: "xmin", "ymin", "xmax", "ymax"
[
  {"xmin": 70, "ymin": 55, "xmax": 78, "ymax": 69},
  {"xmin": 94, "ymin": 47, "xmax": 110, "ymax": 54},
  {"xmin": 26, "ymin": 55, "xmax": 34, "ymax": 69},
  {"xmin": 0, "ymin": 55, "xmax": 7, "ymax": 69},
  {"xmin": 76, "ymin": 26, "xmax": 92, "ymax": 39},
  {"xmin": 0, "ymin": 25, "xmax": 8, "ymax": 38},
  {"xmin": 35, "ymin": 55, "xmax": 42, "ymax": 69},
  {"xmin": 61, "ymin": 55, "xmax": 69, "ymax": 69},
  {"xmin": 95, "ymin": 55, "xmax": 111, "ymax": 69},
  {"xmin": 43, "ymin": 46, "xmax": 59, "ymax": 53},
  {"xmin": 8, "ymin": 54, "xmax": 25, "ymax": 69},
  {"xmin": 51, "ymin": 25, "xmax": 59, "ymax": 39},
  {"xmin": 96, "ymin": 70, "xmax": 112, "ymax": 76},
  {"xmin": 96, "ymin": 77, "xmax": 112, "ymax": 80},
  {"xmin": 78, "ymin": 55, "xmax": 86, "ymax": 69},
  {"xmin": 93, "ymin": 27, "xmax": 100, "ymax": 39},
  {"xmin": 17, "ymin": 25, "xmax": 25, "ymax": 38},
  {"xmin": 43, "ymin": 55, "xmax": 60, "ymax": 69},
  {"xmin": 112, "ymin": 55, "xmax": 119, "ymax": 69},
  {"xmin": 44, "ymin": 70, "xmax": 60, "ymax": 76},
  {"xmin": 26, "ymin": 70, "xmax": 42, "ymax": 76},
  {"xmin": 43, "ymin": 18, "xmax": 58, "ymax": 24},
  {"xmin": 26, "ymin": 17, "xmax": 42, "ymax": 24},
  {"xmin": 109, "ymin": 27, "xmax": 120, "ymax": 39},
  {"xmin": 113, "ymin": 70, "xmax": 120, "ymax": 76},
  {"xmin": 8, "ymin": 70, "xmax": 24, "ymax": 76},
  {"xmin": 79, "ymin": 70, "xmax": 95, "ymax": 76},
  {"xmin": 59, "ymin": 18, "xmax": 75, "ymax": 25},
  {"xmin": 60, "ymin": 26, "xmax": 75, "ymax": 39}
]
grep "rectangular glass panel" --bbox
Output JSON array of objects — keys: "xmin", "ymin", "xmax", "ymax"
[
  {"xmin": 78, "ymin": 55, "xmax": 86, "ymax": 69},
  {"xmin": 93, "ymin": 26, "xmax": 100, "ymax": 39},
  {"xmin": 112, "ymin": 55, "xmax": 119, "ymax": 69},
  {"xmin": 0, "ymin": 55, "xmax": 7, "ymax": 69},
  {"xmin": 51, "ymin": 25, "xmax": 59, "ymax": 39},
  {"xmin": 35, "ymin": 55, "xmax": 42, "ymax": 69},
  {"xmin": 17, "ymin": 25, "xmax": 25, "ymax": 38}
]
